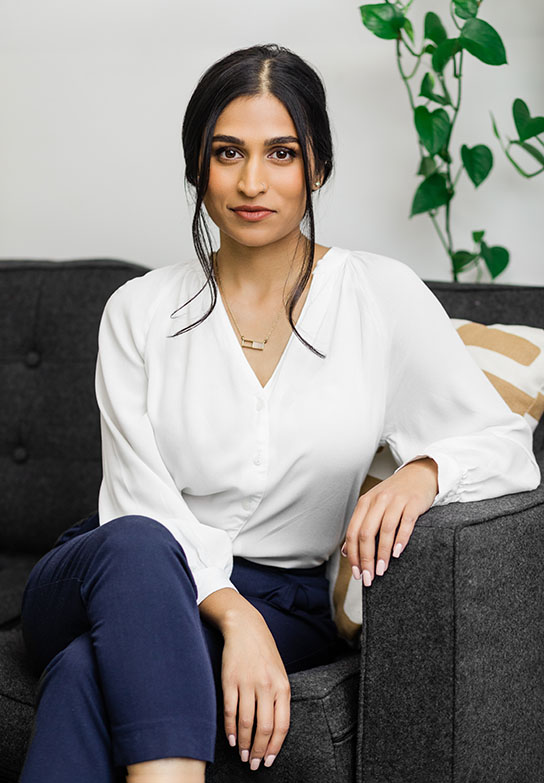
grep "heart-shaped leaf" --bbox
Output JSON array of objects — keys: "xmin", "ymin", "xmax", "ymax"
[
  {"xmin": 460, "ymin": 19, "xmax": 507, "ymax": 66},
  {"xmin": 461, "ymin": 144, "xmax": 493, "ymax": 187},
  {"xmin": 453, "ymin": 0, "xmax": 478, "ymax": 20},
  {"xmin": 418, "ymin": 156, "xmax": 438, "ymax": 177},
  {"xmin": 424, "ymin": 12, "xmax": 447, "ymax": 45},
  {"xmin": 359, "ymin": 3, "xmax": 405, "ymax": 40},
  {"xmin": 419, "ymin": 72, "xmax": 451, "ymax": 106},
  {"xmin": 432, "ymin": 38, "xmax": 462, "ymax": 73},
  {"xmin": 472, "ymin": 230, "xmax": 485, "ymax": 243},
  {"xmin": 410, "ymin": 172, "xmax": 451, "ymax": 216},
  {"xmin": 414, "ymin": 106, "xmax": 451, "ymax": 154},
  {"xmin": 513, "ymin": 99, "xmax": 544, "ymax": 142},
  {"xmin": 481, "ymin": 243, "xmax": 509, "ymax": 278},
  {"xmin": 403, "ymin": 17, "xmax": 415, "ymax": 44},
  {"xmin": 452, "ymin": 250, "xmax": 479, "ymax": 272}
]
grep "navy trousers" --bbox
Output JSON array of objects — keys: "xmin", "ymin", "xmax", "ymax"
[{"xmin": 18, "ymin": 512, "xmax": 349, "ymax": 782}]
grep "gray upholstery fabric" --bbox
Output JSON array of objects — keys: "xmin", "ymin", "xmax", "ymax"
[
  {"xmin": 0, "ymin": 259, "xmax": 543, "ymax": 783},
  {"xmin": 357, "ymin": 452, "xmax": 544, "ymax": 783},
  {"xmin": 0, "ymin": 259, "xmax": 147, "ymax": 554}
]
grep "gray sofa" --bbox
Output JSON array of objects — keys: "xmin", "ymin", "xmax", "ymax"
[{"xmin": 0, "ymin": 258, "xmax": 542, "ymax": 783}]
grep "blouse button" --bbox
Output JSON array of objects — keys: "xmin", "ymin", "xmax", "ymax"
[{"xmin": 242, "ymin": 498, "xmax": 252, "ymax": 511}]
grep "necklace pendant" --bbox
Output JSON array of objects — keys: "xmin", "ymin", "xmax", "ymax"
[{"xmin": 241, "ymin": 336, "xmax": 266, "ymax": 350}]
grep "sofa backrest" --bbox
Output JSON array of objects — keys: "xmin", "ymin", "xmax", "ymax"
[
  {"xmin": 0, "ymin": 259, "xmax": 542, "ymax": 555},
  {"xmin": 0, "ymin": 260, "xmax": 148, "ymax": 554}
]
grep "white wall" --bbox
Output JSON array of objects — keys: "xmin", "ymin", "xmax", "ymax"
[{"xmin": 1, "ymin": 0, "xmax": 543, "ymax": 283}]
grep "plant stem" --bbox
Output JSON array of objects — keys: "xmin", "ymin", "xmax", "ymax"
[
  {"xmin": 452, "ymin": 165, "xmax": 463, "ymax": 188},
  {"xmin": 440, "ymin": 49, "xmax": 464, "ymax": 278},
  {"xmin": 395, "ymin": 36, "xmax": 427, "ymax": 162},
  {"xmin": 429, "ymin": 212, "xmax": 451, "ymax": 254},
  {"xmin": 449, "ymin": 1, "xmax": 463, "ymax": 31}
]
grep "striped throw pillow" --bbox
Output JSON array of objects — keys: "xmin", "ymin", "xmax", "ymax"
[{"xmin": 327, "ymin": 320, "xmax": 544, "ymax": 644}]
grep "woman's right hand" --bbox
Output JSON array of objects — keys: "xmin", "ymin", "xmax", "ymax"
[{"xmin": 221, "ymin": 608, "xmax": 291, "ymax": 770}]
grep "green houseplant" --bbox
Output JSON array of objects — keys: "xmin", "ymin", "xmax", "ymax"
[{"xmin": 359, "ymin": 0, "xmax": 544, "ymax": 281}]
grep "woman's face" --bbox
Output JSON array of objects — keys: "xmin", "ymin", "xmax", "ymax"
[{"xmin": 201, "ymin": 93, "xmax": 318, "ymax": 250}]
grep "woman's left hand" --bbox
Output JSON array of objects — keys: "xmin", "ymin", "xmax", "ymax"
[{"xmin": 341, "ymin": 457, "xmax": 439, "ymax": 586}]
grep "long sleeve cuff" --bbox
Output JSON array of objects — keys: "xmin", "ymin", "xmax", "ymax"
[
  {"xmin": 192, "ymin": 567, "xmax": 241, "ymax": 606},
  {"xmin": 393, "ymin": 450, "xmax": 469, "ymax": 507}
]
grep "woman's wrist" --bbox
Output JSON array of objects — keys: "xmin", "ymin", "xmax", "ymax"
[
  {"xmin": 198, "ymin": 587, "xmax": 264, "ymax": 636},
  {"xmin": 399, "ymin": 456, "xmax": 439, "ymax": 496}
]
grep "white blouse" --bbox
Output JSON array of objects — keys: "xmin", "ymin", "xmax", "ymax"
[{"xmin": 95, "ymin": 246, "xmax": 541, "ymax": 605}]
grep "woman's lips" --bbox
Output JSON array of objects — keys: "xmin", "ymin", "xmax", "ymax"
[{"xmin": 231, "ymin": 208, "xmax": 275, "ymax": 222}]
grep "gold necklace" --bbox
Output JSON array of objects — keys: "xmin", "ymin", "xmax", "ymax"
[{"xmin": 212, "ymin": 251, "xmax": 286, "ymax": 351}]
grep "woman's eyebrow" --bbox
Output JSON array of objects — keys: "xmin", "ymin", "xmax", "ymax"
[{"xmin": 211, "ymin": 134, "xmax": 300, "ymax": 146}]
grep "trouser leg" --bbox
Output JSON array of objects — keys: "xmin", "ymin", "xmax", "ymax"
[
  {"xmin": 20, "ymin": 515, "xmax": 218, "ymax": 775},
  {"xmin": 19, "ymin": 631, "xmax": 120, "ymax": 783}
]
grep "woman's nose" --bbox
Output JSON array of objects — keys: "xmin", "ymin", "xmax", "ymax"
[{"xmin": 238, "ymin": 158, "xmax": 267, "ymax": 195}]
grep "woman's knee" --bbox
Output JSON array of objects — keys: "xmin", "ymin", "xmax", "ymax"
[
  {"xmin": 98, "ymin": 515, "xmax": 183, "ymax": 556},
  {"xmin": 94, "ymin": 516, "xmax": 197, "ymax": 599}
]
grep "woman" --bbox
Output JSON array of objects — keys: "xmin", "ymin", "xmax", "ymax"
[{"xmin": 18, "ymin": 43, "xmax": 540, "ymax": 783}]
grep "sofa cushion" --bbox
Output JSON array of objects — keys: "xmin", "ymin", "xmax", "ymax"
[
  {"xmin": 0, "ymin": 628, "xmax": 36, "ymax": 781},
  {"xmin": 0, "ymin": 623, "xmax": 360, "ymax": 783}
]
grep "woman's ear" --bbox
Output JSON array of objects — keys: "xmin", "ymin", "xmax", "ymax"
[
  {"xmin": 312, "ymin": 160, "xmax": 326, "ymax": 188},
  {"xmin": 312, "ymin": 169, "xmax": 324, "ymax": 189}
]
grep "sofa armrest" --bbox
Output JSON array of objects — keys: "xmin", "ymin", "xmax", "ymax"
[{"xmin": 356, "ymin": 455, "xmax": 544, "ymax": 783}]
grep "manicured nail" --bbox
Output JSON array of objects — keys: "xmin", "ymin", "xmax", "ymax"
[
  {"xmin": 362, "ymin": 569, "xmax": 373, "ymax": 586},
  {"xmin": 264, "ymin": 754, "xmax": 277, "ymax": 767},
  {"xmin": 241, "ymin": 749, "xmax": 249, "ymax": 762},
  {"xmin": 250, "ymin": 757, "xmax": 261, "ymax": 770},
  {"xmin": 352, "ymin": 565, "xmax": 361, "ymax": 579},
  {"xmin": 393, "ymin": 543, "xmax": 404, "ymax": 558},
  {"xmin": 228, "ymin": 734, "xmax": 236, "ymax": 747},
  {"xmin": 376, "ymin": 559, "xmax": 386, "ymax": 576}
]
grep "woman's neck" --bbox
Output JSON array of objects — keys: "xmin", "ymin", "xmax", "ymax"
[{"xmin": 213, "ymin": 236, "xmax": 326, "ymax": 303}]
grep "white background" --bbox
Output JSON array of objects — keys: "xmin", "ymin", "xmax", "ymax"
[{"xmin": 1, "ymin": 0, "xmax": 543, "ymax": 283}]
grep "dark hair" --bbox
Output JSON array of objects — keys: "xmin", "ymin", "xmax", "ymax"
[{"xmin": 171, "ymin": 43, "xmax": 334, "ymax": 359}]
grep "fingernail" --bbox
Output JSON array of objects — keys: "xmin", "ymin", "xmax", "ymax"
[
  {"xmin": 376, "ymin": 559, "xmax": 386, "ymax": 576},
  {"xmin": 241, "ymin": 749, "xmax": 249, "ymax": 762},
  {"xmin": 352, "ymin": 565, "xmax": 361, "ymax": 579},
  {"xmin": 228, "ymin": 734, "xmax": 236, "ymax": 747},
  {"xmin": 362, "ymin": 569, "xmax": 373, "ymax": 587},
  {"xmin": 250, "ymin": 757, "xmax": 261, "ymax": 770},
  {"xmin": 393, "ymin": 543, "xmax": 404, "ymax": 558},
  {"xmin": 264, "ymin": 754, "xmax": 277, "ymax": 767}
]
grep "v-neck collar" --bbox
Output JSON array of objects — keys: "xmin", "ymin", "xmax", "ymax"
[{"xmin": 214, "ymin": 246, "xmax": 341, "ymax": 394}]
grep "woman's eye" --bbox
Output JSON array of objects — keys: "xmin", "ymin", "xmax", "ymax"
[
  {"xmin": 215, "ymin": 147, "xmax": 242, "ymax": 160},
  {"xmin": 270, "ymin": 147, "xmax": 297, "ymax": 161}
]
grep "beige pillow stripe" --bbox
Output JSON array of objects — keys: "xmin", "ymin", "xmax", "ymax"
[
  {"xmin": 457, "ymin": 322, "xmax": 540, "ymax": 365},
  {"xmin": 483, "ymin": 370, "xmax": 537, "ymax": 417}
]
